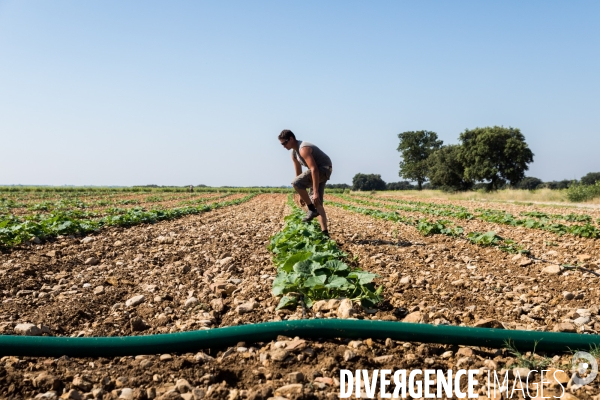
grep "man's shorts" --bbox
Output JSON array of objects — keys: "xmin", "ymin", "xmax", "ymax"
[{"xmin": 292, "ymin": 166, "xmax": 333, "ymax": 201}]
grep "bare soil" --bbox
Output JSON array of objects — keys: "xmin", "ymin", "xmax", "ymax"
[{"xmin": 1, "ymin": 194, "xmax": 599, "ymax": 399}]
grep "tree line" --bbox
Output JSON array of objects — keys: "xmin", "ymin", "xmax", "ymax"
[{"xmin": 326, "ymin": 126, "xmax": 600, "ymax": 192}]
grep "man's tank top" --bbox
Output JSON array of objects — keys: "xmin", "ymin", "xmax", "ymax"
[{"xmin": 293, "ymin": 141, "xmax": 332, "ymax": 169}]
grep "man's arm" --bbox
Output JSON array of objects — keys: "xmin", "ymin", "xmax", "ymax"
[
  {"xmin": 291, "ymin": 152, "xmax": 303, "ymax": 176},
  {"xmin": 299, "ymin": 147, "xmax": 321, "ymax": 205}
]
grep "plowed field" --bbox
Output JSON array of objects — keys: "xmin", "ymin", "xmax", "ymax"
[{"xmin": 1, "ymin": 192, "xmax": 600, "ymax": 399}]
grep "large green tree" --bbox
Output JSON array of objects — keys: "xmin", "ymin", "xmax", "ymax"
[
  {"xmin": 457, "ymin": 126, "xmax": 534, "ymax": 191},
  {"xmin": 397, "ymin": 130, "xmax": 443, "ymax": 190},
  {"xmin": 427, "ymin": 145, "xmax": 473, "ymax": 192},
  {"xmin": 581, "ymin": 172, "xmax": 600, "ymax": 186}
]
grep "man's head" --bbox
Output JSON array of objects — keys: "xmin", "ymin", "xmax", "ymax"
[{"xmin": 279, "ymin": 129, "xmax": 296, "ymax": 150}]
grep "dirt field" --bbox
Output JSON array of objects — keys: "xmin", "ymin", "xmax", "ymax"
[{"xmin": 1, "ymin": 193, "xmax": 600, "ymax": 399}]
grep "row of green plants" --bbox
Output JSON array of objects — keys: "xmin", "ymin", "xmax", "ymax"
[
  {"xmin": 327, "ymin": 200, "xmax": 530, "ymax": 254},
  {"xmin": 0, "ymin": 193, "xmax": 231, "ymax": 215},
  {"xmin": 267, "ymin": 195, "xmax": 383, "ymax": 310},
  {"xmin": 0, "ymin": 194, "xmax": 257, "ymax": 249},
  {"xmin": 519, "ymin": 210, "xmax": 593, "ymax": 223},
  {"xmin": 475, "ymin": 208, "xmax": 599, "ymax": 239},
  {"xmin": 0, "ymin": 186, "xmax": 338, "ymax": 195},
  {"xmin": 348, "ymin": 194, "xmax": 600, "ymax": 239}
]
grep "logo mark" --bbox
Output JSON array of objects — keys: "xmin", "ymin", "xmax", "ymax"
[{"xmin": 571, "ymin": 351, "xmax": 598, "ymax": 386}]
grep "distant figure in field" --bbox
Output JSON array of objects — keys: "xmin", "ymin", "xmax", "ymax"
[
  {"xmin": 189, "ymin": 185, "xmax": 194, "ymax": 193},
  {"xmin": 278, "ymin": 129, "xmax": 332, "ymax": 236}
]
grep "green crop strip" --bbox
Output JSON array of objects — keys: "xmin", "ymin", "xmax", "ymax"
[
  {"xmin": 267, "ymin": 195, "xmax": 383, "ymax": 311},
  {"xmin": 348, "ymin": 194, "xmax": 599, "ymax": 240},
  {"xmin": 342, "ymin": 194, "xmax": 474, "ymax": 220},
  {"xmin": 0, "ymin": 194, "xmax": 257, "ymax": 249},
  {"xmin": 327, "ymin": 200, "xmax": 529, "ymax": 254}
]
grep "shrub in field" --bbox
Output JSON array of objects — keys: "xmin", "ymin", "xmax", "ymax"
[
  {"xmin": 268, "ymin": 196, "xmax": 382, "ymax": 310},
  {"xmin": 566, "ymin": 182, "xmax": 600, "ymax": 202}
]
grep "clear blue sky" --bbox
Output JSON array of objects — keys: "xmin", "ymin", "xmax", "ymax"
[{"xmin": 1, "ymin": 1, "xmax": 598, "ymax": 186}]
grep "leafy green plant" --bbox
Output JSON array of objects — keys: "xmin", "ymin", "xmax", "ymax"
[
  {"xmin": 466, "ymin": 231, "xmax": 529, "ymax": 254},
  {"xmin": 416, "ymin": 219, "xmax": 463, "ymax": 236},
  {"xmin": 268, "ymin": 196, "xmax": 382, "ymax": 310}
]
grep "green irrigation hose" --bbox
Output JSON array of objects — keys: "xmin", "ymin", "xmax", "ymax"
[{"xmin": 1, "ymin": 320, "xmax": 599, "ymax": 358}]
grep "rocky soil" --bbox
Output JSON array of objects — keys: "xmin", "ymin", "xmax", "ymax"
[{"xmin": 1, "ymin": 194, "xmax": 600, "ymax": 399}]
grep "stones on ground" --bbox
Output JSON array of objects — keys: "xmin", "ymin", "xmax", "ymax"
[
  {"xmin": 118, "ymin": 388, "xmax": 133, "ymax": 400},
  {"xmin": 473, "ymin": 318, "xmax": 504, "ymax": 329},
  {"xmin": 312, "ymin": 298, "xmax": 340, "ymax": 312},
  {"xmin": 94, "ymin": 286, "xmax": 105, "ymax": 295},
  {"xmin": 373, "ymin": 355, "xmax": 394, "ymax": 363},
  {"xmin": 274, "ymin": 384, "xmax": 302, "ymax": 396},
  {"xmin": 236, "ymin": 300, "xmax": 258, "ymax": 314},
  {"xmin": 72, "ymin": 376, "xmax": 92, "ymax": 392},
  {"xmin": 574, "ymin": 316, "xmax": 590, "ymax": 326},
  {"xmin": 577, "ymin": 254, "xmax": 592, "ymax": 262},
  {"xmin": 563, "ymin": 291, "xmax": 575, "ymax": 300},
  {"xmin": 542, "ymin": 265, "xmax": 563, "ymax": 275},
  {"xmin": 270, "ymin": 349, "xmax": 289, "ymax": 361},
  {"xmin": 183, "ymin": 297, "xmax": 198, "ymax": 309},
  {"xmin": 403, "ymin": 311, "xmax": 426, "ymax": 323},
  {"xmin": 125, "ymin": 295, "xmax": 145, "ymax": 307},
  {"xmin": 159, "ymin": 354, "xmax": 173, "ymax": 361},
  {"xmin": 130, "ymin": 317, "xmax": 150, "ymax": 332},
  {"xmin": 288, "ymin": 371, "xmax": 304, "ymax": 383},
  {"xmin": 519, "ymin": 258, "xmax": 533, "ymax": 267},
  {"xmin": 84, "ymin": 257, "xmax": 99, "ymax": 265},
  {"xmin": 175, "ymin": 379, "xmax": 193, "ymax": 393},
  {"xmin": 210, "ymin": 298, "xmax": 224, "ymax": 312},
  {"xmin": 554, "ymin": 322, "xmax": 576, "ymax": 332},
  {"xmin": 14, "ymin": 323, "xmax": 42, "ymax": 336},
  {"xmin": 337, "ymin": 299, "xmax": 355, "ymax": 319},
  {"xmin": 34, "ymin": 372, "xmax": 60, "ymax": 390},
  {"xmin": 343, "ymin": 350, "xmax": 357, "ymax": 361},
  {"xmin": 61, "ymin": 389, "xmax": 83, "ymax": 400}
]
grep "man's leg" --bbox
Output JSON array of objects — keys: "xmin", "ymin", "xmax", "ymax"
[
  {"xmin": 292, "ymin": 171, "xmax": 320, "ymax": 222},
  {"xmin": 315, "ymin": 179, "xmax": 328, "ymax": 233}
]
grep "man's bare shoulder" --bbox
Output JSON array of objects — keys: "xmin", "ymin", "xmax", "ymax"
[{"xmin": 299, "ymin": 146, "xmax": 313, "ymax": 157}]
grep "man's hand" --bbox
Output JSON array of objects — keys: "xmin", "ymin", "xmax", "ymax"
[{"xmin": 312, "ymin": 193, "xmax": 321, "ymax": 206}]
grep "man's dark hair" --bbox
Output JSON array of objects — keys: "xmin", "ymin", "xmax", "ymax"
[{"xmin": 278, "ymin": 129, "xmax": 296, "ymax": 141}]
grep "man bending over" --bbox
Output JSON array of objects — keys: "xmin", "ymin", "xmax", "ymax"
[{"xmin": 279, "ymin": 129, "xmax": 333, "ymax": 236}]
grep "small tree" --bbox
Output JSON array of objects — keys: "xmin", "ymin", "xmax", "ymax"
[
  {"xmin": 427, "ymin": 145, "xmax": 473, "ymax": 192},
  {"xmin": 581, "ymin": 172, "xmax": 600, "ymax": 186},
  {"xmin": 397, "ymin": 131, "xmax": 443, "ymax": 190},
  {"xmin": 457, "ymin": 126, "xmax": 534, "ymax": 191},
  {"xmin": 515, "ymin": 177, "xmax": 543, "ymax": 190},
  {"xmin": 352, "ymin": 173, "xmax": 386, "ymax": 191}
]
